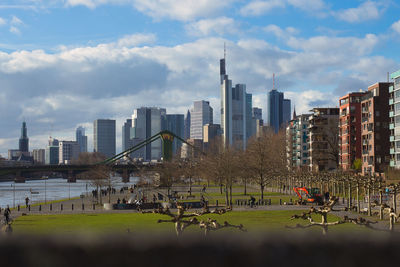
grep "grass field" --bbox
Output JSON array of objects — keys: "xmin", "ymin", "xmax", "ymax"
[{"xmin": 12, "ymin": 210, "xmax": 371, "ymax": 235}]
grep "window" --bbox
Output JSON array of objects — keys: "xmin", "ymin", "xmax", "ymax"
[{"xmin": 376, "ymin": 111, "xmax": 380, "ymax": 117}]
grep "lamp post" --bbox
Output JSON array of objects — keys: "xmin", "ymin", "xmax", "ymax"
[
  {"xmin": 44, "ymin": 177, "xmax": 47, "ymax": 204},
  {"xmin": 13, "ymin": 182, "xmax": 15, "ymax": 208}
]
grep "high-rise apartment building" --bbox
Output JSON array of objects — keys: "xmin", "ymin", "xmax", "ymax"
[
  {"xmin": 309, "ymin": 108, "xmax": 339, "ymax": 171},
  {"xmin": 339, "ymin": 92, "xmax": 367, "ymax": 170},
  {"xmin": 19, "ymin": 121, "xmax": 29, "ymax": 152},
  {"xmin": 268, "ymin": 89, "xmax": 291, "ymax": 133},
  {"xmin": 59, "ymin": 141, "xmax": 80, "ymax": 164},
  {"xmin": 190, "ymin": 100, "xmax": 213, "ymax": 140},
  {"xmin": 361, "ymin": 82, "xmax": 391, "ymax": 175},
  {"xmin": 131, "ymin": 107, "xmax": 166, "ymax": 161},
  {"xmin": 220, "ymin": 57, "xmax": 247, "ymax": 149},
  {"xmin": 93, "ymin": 119, "xmax": 116, "ymax": 158},
  {"xmin": 286, "ymin": 114, "xmax": 311, "ymax": 170},
  {"xmin": 166, "ymin": 114, "xmax": 184, "ymax": 155},
  {"xmin": 32, "ymin": 149, "xmax": 45, "ymax": 164},
  {"xmin": 76, "ymin": 126, "xmax": 87, "ymax": 153},
  {"xmin": 390, "ymin": 70, "xmax": 400, "ymax": 169},
  {"xmin": 184, "ymin": 110, "xmax": 191, "ymax": 140}
]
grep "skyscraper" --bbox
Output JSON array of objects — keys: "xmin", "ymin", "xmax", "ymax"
[
  {"xmin": 19, "ymin": 121, "xmax": 29, "ymax": 152},
  {"xmin": 75, "ymin": 126, "xmax": 87, "ymax": 153},
  {"xmin": 268, "ymin": 89, "xmax": 291, "ymax": 133},
  {"xmin": 131, "ymin": 107, "xmax": 166, "ymax": 161},
  {"xmin": 59, "ymin": 141, "xmax": 80, "ymax": 164},
  {"xmin": 190, "ymin": 100, "xmax": 213, "ymax": 140},
  {"xmin": 220, "ymin": 56, "xmax": 247, "ymax": 149},
  {"xmin": 166, "ymin": 114, "xmax": 184, "ymax": 155},
  {"xmin": 184, "ymin": 110, "xmax": 191, "ymax": 140},
  {"xmin": 93, "ymin": 119, "xmax": 116, "ymax": 158},
  {"xmin": 122, "ymin": 119, "xmax": 133, "ymax": 152},
  {"xmin": 46, "ymin": 137, "xmax": 59, "ymax": 165},
  {"xmin": 246, "ymin": 93, "xmax": 253, "ymax": 140}
]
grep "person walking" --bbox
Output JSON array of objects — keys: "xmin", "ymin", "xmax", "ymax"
[
  {"xmin": 250, "ymin": 196, "xmax": 256, "ymax": 208},
  {"xmin": 25, "ymin": 197, "xmax": 30, "ymax": 207},
  {"xmin": 4, "ymin": 206, "xmax": 11, "ymax": 224}
]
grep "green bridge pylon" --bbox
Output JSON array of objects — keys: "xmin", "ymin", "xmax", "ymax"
[{"xmin": 160, "ymin": 131, "xmax": 174, "ymax": 161}]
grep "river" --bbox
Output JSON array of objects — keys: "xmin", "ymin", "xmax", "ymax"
[{"xmin": 0, "ymin": 177, "xmax": 138, "ymax": 208}]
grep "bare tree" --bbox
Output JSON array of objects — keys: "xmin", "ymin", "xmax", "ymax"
[
  {"xmin": 245, "ymin": 130, "xmax": 287, "ymax": 199},
  {"xmin": 200, "ymin": 139, "xmax": 239, "ymax": 207},
  {"xmin": 73, "ymin": 152, "xmax": 111, "ymax": 204}
]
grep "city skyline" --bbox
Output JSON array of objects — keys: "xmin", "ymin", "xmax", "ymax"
[{"xmin": 1, "ymin": 1, "xmax": 400, "ymax": 156}]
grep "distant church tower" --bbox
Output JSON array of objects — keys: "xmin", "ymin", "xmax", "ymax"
[{"xmin": 19, "ymin": 121, "xmax": 29, "ymax": 152}]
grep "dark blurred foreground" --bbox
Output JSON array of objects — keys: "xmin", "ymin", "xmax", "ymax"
[{"xmin": 1, "ymin": 232, "xmax": 400, "ymax": 267}]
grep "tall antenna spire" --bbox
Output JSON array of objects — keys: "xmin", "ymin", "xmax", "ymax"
[
  {"xmin": 224, "ymin": 42, "xmax": 226, "ymax": 60},
  {"xmin": 273, "ymin": 73, "xmax": 275, "ymax": 89}
]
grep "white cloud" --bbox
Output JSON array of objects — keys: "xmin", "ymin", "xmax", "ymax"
[
  {"xmin": 186, "ymin": 17, "xmax": 239, "ymax": 36},
  {"xmin": 65, "ymin": 0, "xmax": 233, "ymax": 21},
  {"xmin": 285, "ymin": 90, "xmax": 339, "ymax": 115},
  {"xmin": 116, "ymin": 33, "xmax": 157, "ymax": 47},
  {"xmin": 333, "ymin": 1, "xmax": 383, "ymax": 23},
  {"xmin": 65, "ymin": 0, "xmax": 131, "ymax": 9},
  {"xmin": 10, "ymin": 15, "xmax": 23, "ymax": 25},
  {"xmin": 132, "ymin": 0, "xmax": 234, "ymax": 21},
  {"xmin": 286, "ymin": 34, "xmax": 378, "ymax": 56},
  {"xmin": 392, "ymin": 20, "xmax": 400, "ymax": 34},
  {"xmin": 0, "ymin": 33, "xmax": 395, "ymax": 155},
  {"xmin": 240, "ymin": 0, "xmax": 285, "ymax": 16},
  {"xmin": 240, "ymin": 0, "xmax": 326, "ymax": 16},
  {"xmin": 264, "ymin": 24, "xmax": 299, "ymax": 39},
  {"xmin": 287, "ymin": 0, "xmax": 326, "ymax": 12},
  {"xmin": 0, "ymin": 17, "xmax": 6, "ymax": 26},
  {"xmin": 9, "ymin": 26, "xmax": 21, "ymax": 35}
]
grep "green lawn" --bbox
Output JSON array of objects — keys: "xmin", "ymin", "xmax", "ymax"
[{"xmin": 13, "ymin": 210, "xmax": 371, "ymax": 235}]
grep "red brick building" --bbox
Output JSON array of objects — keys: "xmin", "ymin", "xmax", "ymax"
[
  {"xmin": 361, "ymin": 82, "xmax": 392, "ymax": 175},
  {"xmin": 339, "ymin": 92, "xmax": 367, "ymax": 170}
]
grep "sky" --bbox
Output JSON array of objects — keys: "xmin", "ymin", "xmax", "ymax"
[{"xmin": 1, "ymin": 0, "xmax": 400, "ymax": 156}]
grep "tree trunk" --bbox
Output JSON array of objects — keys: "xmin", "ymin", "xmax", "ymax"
[
  {"xmin": 229, "ymin": 185, "xmax": 233, "ymax": 207},
  {"xmin": 356, "ymin": 184, "xmax": 360, "ymax": 213},
  {"xmin": 189, "ymin": 176, "xmax": 192, "ymax": 196},
  {"xmin": 261, "ymin": 184, "xmax": 264, "ymax": 200},
  {"xmin": 225, "ymin": 184, "xmax": 229, "ymax": 207},
  {"xmin": 348, "ymin": 182, "xmax": 352, "ymax": 209},
  {"xmin": 379, "ymin": 189, "xmax": 383, "ymax": 220},
  {"xmin": 244, "ymin": 179, "xmax": 247, "ymax": 195},
  {"xmin": 367, "ymin": 185, "xmax": 371, "ymax": 217},
  {"xmin": 393, "ymin": 190, "xmax": 397, "ymax": 214}
]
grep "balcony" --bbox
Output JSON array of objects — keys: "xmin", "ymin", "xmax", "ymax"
[
  {"xmin": 389, "ymin": 98, "xmax": 394, "ymax": 105},
  {"xmin": 390, "ymin": 123, "xmax": 395, "ymax": 130},
  {"xmin": 389, "ymin": 86, "xmax": 394, "ymax": 93},
  {"xmin": 390, "ymin": 111, "xmax": 394, "ymax": 117},
  {"xmin": 390, "ymin": 136, "xmax": 395, "ymax": 142},
  {"xmin": 367, "ymin": 125, "xmax": 373, "ymax": 132},
  {"xmin": 391, "ymin": 148, "xmax": 395, "ymax": 154},
  {"xmin": 362, "ymin": 150, "xmax": 369, "ymax": 155}
]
